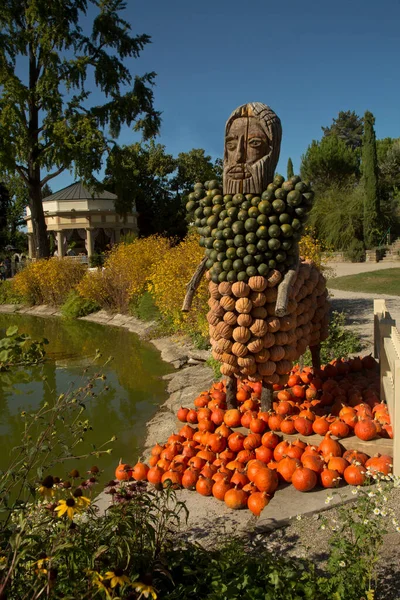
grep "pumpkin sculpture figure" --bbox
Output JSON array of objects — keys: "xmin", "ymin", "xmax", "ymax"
[{"xmin": 183, "ymin": 103, "xmax": 329, "ymax": 410}]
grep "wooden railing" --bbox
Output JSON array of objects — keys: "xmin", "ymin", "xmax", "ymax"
[{"xmin": 374, "ymin": 299, "xmax": 399, "ymax": 475}]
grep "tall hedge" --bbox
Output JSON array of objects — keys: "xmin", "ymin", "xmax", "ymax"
[
  {"xmin": 362, "ymin": 111, "xmax": 380, "ymax": 248},
  {"xmin": 287, "ymin": 157, "xmax": 294, "ymax": 179}
]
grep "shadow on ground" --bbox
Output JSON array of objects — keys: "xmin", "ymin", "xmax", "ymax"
[{"xmin": 329, "ymin": 297, "xmax": 372, "ymax": 326}]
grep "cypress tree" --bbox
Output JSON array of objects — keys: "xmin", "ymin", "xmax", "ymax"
[
  {"xmin": 287, "ymin": 157, "xmax": 294, "ymax": 179},
  {"xmin": 362, "ymin": 111, "xmax": 380, "ymax": 248}
]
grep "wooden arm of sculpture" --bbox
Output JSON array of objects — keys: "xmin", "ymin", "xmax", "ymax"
[
  {"xmin": 275, "ymin": 254, "xmax": 300, "ymax": 317},
  {"xmin": 181, "ymin": 256, "xmax": 208, "ymax": 312}
]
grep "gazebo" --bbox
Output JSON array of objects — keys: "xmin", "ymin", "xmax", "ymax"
[{"xmin": 25, "ymin": 181, "xmax": 138, "ymax": 259}]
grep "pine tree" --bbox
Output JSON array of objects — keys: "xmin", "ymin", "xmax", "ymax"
[
  {"xmin": 287, "ymin": 157, "xmax": 294, "ymax": 179},
  {"xmin": 362, "ymin": 111, "xmax": 380, "ymax": 248}
]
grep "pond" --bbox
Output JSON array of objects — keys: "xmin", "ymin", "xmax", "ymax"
[{"xmin": 0, "ymin": 314, "xmax": 172, "ymax": 488}]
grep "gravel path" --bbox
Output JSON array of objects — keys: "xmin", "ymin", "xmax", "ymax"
[{"xmin": 328, "ymin": 288, "xmax": 400, "ymax": 352}]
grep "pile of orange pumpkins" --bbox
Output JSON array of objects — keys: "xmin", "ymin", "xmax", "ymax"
[{"xmin": 115, "ymin": 355, "xmax": 393, "ymax": 516}]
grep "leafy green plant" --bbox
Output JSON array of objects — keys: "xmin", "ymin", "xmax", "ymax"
[
  {"xmin": 61, "ymin": 290, "xmax": 100, "ymax": 319},
  {"xmin": 0, "ymin": 325, "xmax": 48, "ymax": 368},
  {"xmin": 0, "ymin": 280, "xmax": 24, "ymax": 304},
  {"xmin": 206, "ymin": 355, "xmax": 222, "ymax": 379},
  {"xmin": 344, "ymin": 238, "xmax": 365, "ymax": 262},
  {"xmin": 89, "ymin": 253, "xmax": 105, "ymax": 268},
  {"xmin": 130, "ymin": 291, "xmax": 162, "ymax": 322},
  {"xmin": 319, "ymin": 473, "xmax": 400, "ymax": 600},
  {"xmin": 302, "ymin": 311, "xmax": 362, "ymax": 365},
  {"xmin": 162, "ymin": 537, "xmax": 323, "ymax": 600}
]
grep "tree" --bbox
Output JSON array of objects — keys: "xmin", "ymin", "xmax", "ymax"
[
  {"xmin": 322, "ymin": 110, "xmax": 364, "ymax": 150},
  {"xmin": 171, "ymin": 149, "xmax": 222, "ymax": 199},
  {"xmin": 379, "ymin": 139, "xmax": 400, "ymax": 189},
  {"xmin": 0, "ymin": 183, "xmax": 10, "ymax": 249},
  {"xmin": 0, "ymin": 174, "xmax": 30, "ymax": 249},
  {"xmin": 41, "ymin": 184, "xmax": 53, "ymax": 200},
  {"xmin": 309, "ymin": 185, "xmax": 364, "ymax": 251},
  {"xmin": 104, "ymin": 142, "xmax": 181, "ymax": 238},
  {"xmin": 0, "ymin": 0, "xmax": 160, "ymax": 258},
  {"xmin": 300, "ymin": 136, "xmax": 359, "ymax": 189},
  {"xmin": 105, "ymin": 145, "xmax": 222, "ymax": 239},
  {"xmin": 362, "ymin": 111, "xmax": 380, "ymax": 248},
  {"xmin": 287, "ymin": 157, "xmax": 294, "ymax": 179}
]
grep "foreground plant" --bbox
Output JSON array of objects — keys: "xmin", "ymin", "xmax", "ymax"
[{"xmin": 319, "ymin": 471, "xmax": 400, "ymax": 600}]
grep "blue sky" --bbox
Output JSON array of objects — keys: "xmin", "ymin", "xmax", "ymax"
[{"xmin": 53, "ymin": 0, "xmax": 400, "ymax": 192}]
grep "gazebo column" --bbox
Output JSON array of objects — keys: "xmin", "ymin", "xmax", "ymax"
[
  {"xmin": 27, "ymin": 234, "xmax": 34, "ymax": 258},
  {"xmin": 86, "ymin": 228, "xmax": 94, "ymax": 259},
  {"xmin": 56, "ymin": 231, "xmax": 64, "ymax": 258}
]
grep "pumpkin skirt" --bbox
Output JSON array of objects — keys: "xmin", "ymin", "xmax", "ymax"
[{"xmin": 207, "ymin": 261, "xmax": 329, "ymax": 386}]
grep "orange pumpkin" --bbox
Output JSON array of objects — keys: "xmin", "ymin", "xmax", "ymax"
[
  {"xmin": 224, "ymin": 409, "xmax": 242, "ymax": 428},
  {"xmin": 212, "ymin": 479, "xmax": 233, "ymax": 501},
  {"xmin": 291, "ymin": 467, "xmax": 317, "ymax": 492},
  {"xmin": 161, "ymin": 470, "xmax": 182, "ymax": 489},
  {"xmin": 277, "ymin": 457, "xmax": 301, "ymax": 482},
  {"xmin": 132, "ymin": 462, "xmax": 149, "ymax": 481},
  {"xmin": 254, "ymin": 467, "xmax": 278, "ymax": 494},
  {"xmin": 320, "ymin": 466, "xmax": 341, "ymax": 488},
  {"xmin": 354, "ymin": 418, "xmax": 377, "ymax": 441},
  {"xmin": 248, "ymin": 491, "xmax": 269, "ymax": 516},
  {"xmin": 177, "ymin": 406, "xmax": 189, "ymax": 422},
  {"xmin": 195, "ymin": 476, "xmax": 214, "ymax": 496},
  {"xmin": 115, "ymin": 462, "xmax": 133, "ymax": 481},
  {"xmin": 318, "ymin": 432, "xmax": 342, "ymax": 459},
  {"xmin": 344, "ymin": 464, "xmax": 367, "ymax": 486},
  {"xmin": 224, "ymin": 487, "xmax": 248, "ymax": 509},
  {"xmin": 261, "ymin": 431, "xmax": 281, "ymax": 449},
  {"xmin": 181, "ymin": 468, "xmax": 199, "ymax": 489},
  {"xmin": 147, "ymin": 465, "xmax": 164, "ymax": 486}
]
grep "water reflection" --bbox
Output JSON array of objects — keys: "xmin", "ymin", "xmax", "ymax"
[{"xmin": 0, "ymin": 314, "xmax": 172, "ymax": 485}]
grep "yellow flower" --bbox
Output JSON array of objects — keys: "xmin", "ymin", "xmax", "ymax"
[
  {"xmin": 76, "ymin": 495, "xmax": 91, "ymax": 509},
  {"xmin": 104, "ymin": 569, "xmax": 130, "ymax": 588},
  {"xmin": 34, "ymin": 557, "xmax": 51, "ymax": 575},
  {"xmin": 89, "ymin": 571, "xmax": 112, "ymax": 599},
  {"xmin": 133, "ymin": 582, "xmax": 158, "ymax": 599},
  {"xmin": 38, "ymin": 475, "xmax": 55, "ymax": 498},
  {"xmin": 54, "ymin": 497, "xmax": 84, "ymax": 519}
]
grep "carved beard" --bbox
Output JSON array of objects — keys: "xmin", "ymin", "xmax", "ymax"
[{"xmin": 223, "ymin": 154, "xmax": 271, "ymax": 195}]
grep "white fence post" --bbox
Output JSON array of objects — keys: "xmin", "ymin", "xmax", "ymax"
[{"xmin": 374, "ymin": 300, "xmax": 399, "ymax": 476}]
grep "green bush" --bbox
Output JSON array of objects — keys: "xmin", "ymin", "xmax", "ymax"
[
  {"xmin": 61, "ymin": 290, "xmax": 100, "ymax": 319},
  {"xmin": 89, "ymin": 253, "xmax": 105, "ymax": 268},
  {"xmin": 130, "ymin": 291, "xmax": 162, "ymax": 322},
  {"xmin": 303, "ymin": 310, "xmax": 362, "ymax": 365},
  {"xmin": 206, "ymin": 355, "xmax": 221, "ymax": 378},
  {"xmin": 0, "ymin": 280, "xmax": 24, "ymax": 304},
  {"xmin": 344, "ymin": 238, "xmax": 365, "ymax": 262}
]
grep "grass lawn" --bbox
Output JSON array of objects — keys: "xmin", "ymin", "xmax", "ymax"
[{"xmin": 327, "ymin": 268, "xmax": 400, "ymax": 295}]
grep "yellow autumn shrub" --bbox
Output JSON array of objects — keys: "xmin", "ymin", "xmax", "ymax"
[
  {"xmin": 77, "ymin": 236, "xmax": 171, "ymax": 312},
  {"xmin": 299, "ymin": 227, "xmax": 333, "ymax": 269},
  {"xmin": 12, "ymin": 259, "xmax": 86, "ymax": 306},
  {"xmin": 148, "ymin": 233, "xmax": 209, "ymax": 339}
]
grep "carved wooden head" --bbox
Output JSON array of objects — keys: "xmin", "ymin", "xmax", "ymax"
[{"xmin": 223, "ymin": 103, "xmax": 282, "ymax": 195}]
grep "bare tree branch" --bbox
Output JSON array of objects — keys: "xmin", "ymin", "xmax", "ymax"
[{"xmin": 41, "ymin": 166, "xmax": 65, "ymax": 186}]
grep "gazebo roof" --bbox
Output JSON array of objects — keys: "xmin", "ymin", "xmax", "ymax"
[{"xmin": 43, "ymin": 181, "xmax": 117, "ymax": 202}]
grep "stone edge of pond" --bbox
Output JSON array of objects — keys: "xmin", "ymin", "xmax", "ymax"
[{"xmin": 0, "ymin": 304, "xmax": 357, "ymax": 539}]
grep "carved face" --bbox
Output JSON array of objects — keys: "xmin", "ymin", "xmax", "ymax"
[{"xmin": 224, "ymin": 116, "xmax": 271, "ymax": 195}]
